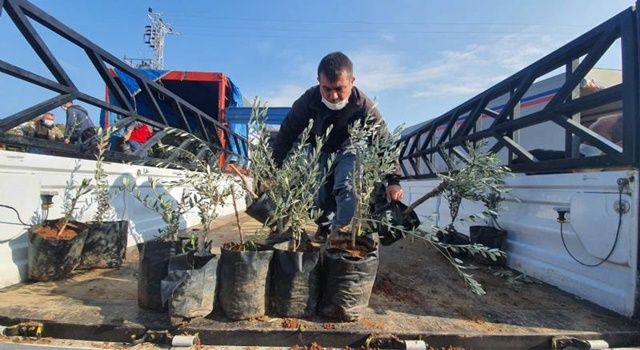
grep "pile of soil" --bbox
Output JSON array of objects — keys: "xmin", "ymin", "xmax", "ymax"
[
  {"xmin": 281, "ymin": 318, "xmax": 300, "ymax": 329},
  {"xmin": 31, "ymin": 220, "xmax": 84, "ymax": 240},
  {"xmin": 329, "ymin": 240, "xmax": 371, "ymax": 258}
]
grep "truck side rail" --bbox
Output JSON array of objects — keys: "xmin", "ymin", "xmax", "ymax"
[
  {"xmin": 399, "ymin": 4, "xmax": 640, "ymax": 179},
  {"xmin": 0, "ymin": 0, "xmax": 249, "ymax": 166}
]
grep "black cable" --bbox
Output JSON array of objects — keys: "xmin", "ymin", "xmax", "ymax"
[
  {"xmin": 559, "ymin": 187, "xmax": 623, "ymax": 267},
  {"xmin": 0, "ymin": 204, "xmax": 30, "ymax": 226}
]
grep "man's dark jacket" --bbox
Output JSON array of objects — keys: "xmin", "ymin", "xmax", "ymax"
[{"xmin": 272, "ymin": 85, "xmax": 400, "ymax": 185}]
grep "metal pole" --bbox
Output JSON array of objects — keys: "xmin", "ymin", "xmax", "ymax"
[{"xmin": 566, "ymin": 58, "xmax": 581, "ymax": 158}]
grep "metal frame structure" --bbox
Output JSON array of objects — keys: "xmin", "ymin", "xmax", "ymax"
[
  {"xmin": 0, "ymin": 0, "xmax": 248, "ymax": 166},
  {"xmin": 398, "ymin": 4, "xmax": 640, "ymax": 179}
]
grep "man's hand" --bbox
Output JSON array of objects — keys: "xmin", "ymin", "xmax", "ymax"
[
  {"xmin": 63, "ymin": 138, "xmax": 70, "ymax": 144},
  {"xmin": 386, "ymin": 184, "xmax": 404, "ymax": 202}
]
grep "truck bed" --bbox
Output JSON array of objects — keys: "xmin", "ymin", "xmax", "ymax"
[{"xmin": 0, "ymin": 214, "xmax": 638, "ymax": 349}]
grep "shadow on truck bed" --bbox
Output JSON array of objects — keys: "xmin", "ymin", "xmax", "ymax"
[{"xmin": 0, "ymin": 213, "xmax": 638, "ymax": 349}]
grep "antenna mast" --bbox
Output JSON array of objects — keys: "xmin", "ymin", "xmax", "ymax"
[
  {"xmin": 124, "ymin": 8, "xmax": 175, "ymax": 69},
  {"xmin": 144, "ymin": 8, "xmax": 174, "ymax": 69}
]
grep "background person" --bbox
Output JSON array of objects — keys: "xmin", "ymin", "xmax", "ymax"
[{"xmin": 62, "ymin": 101, "xmax": 94, "ymax": 144}]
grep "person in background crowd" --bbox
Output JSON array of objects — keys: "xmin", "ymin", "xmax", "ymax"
[
  {"xmin": 22, "ymin": 112, "xmax": 64, "ymax": 142},
  {"xmin": 121, "ymin": 121, "xmax": 153, "ymax": 156},
  {"xmin": 62, "ymin": 101, "xmax": 94, "ymax": 144}
]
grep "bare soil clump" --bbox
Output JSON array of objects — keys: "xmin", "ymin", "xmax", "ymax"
[{"xmin": 31, "ymin": 220, "xmax": 85, "ymax": 240}]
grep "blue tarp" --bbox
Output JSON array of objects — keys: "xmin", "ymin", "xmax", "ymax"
[
  {"xmin": 100, "ymin": 68, "xmax": 244, "ymax": 132},
  {"xmin": 227, "ymin": 106, "xmax": 290, "ymax": 140},
  {"xmin": 226, "ymin": 106, "xmax": 290, "ymax": 162}
]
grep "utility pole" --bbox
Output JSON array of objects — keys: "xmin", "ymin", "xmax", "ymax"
[
  {"xmin": 124, "ymin": 8, "xmax": 175, "ymax": 69},
  {"xmin": 144, "ymin": 8, "xmax": 174, "ymax": 69}
]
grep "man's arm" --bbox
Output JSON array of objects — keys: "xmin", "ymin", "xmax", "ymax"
[{"xmin": 272, "ymin": 94, "xmax": 311, "ymax": 167}]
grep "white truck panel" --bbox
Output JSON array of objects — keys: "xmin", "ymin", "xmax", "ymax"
[{"xmin": 402, "ymin": 169, "xmax": 638, "ymax": 317}]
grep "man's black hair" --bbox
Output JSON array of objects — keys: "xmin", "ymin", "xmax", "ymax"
[{"xmin": 317, "ymin": 52, "xmax": 353, "ymax": 81}]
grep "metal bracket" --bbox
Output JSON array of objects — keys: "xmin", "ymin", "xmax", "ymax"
[
  {"xmin": 130, "ymin": 329, "xmax": 171, "ymax": 345},
  {"xmin": 614, "ymin": 199, "xmax": 630, "ymax": 214},
  {"xmin": 0, "ymin": 322, "xmax": 43, "ymax": 337}
]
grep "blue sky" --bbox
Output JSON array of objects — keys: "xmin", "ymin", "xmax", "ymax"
[{"xmin": 0, "ymin": 0, "xmax": 633, "ymax": 129}]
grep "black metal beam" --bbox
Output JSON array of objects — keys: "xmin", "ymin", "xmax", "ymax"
[
  {"xmin": 497, "ymin": 135, "xmax": 535, "ymax": 163},
  {"xmin": 483, "ymin": 108, "xmax": 499, "ymax": 118},
  {"xmin": 450, "ymin": 146, "xmax": 470, "ymax": 164},
  {"xmin": 85, "ymin": 50, "xmax": 133, "ymax": 113},
  {"xmin": 0, "ymin": 94, "xmax": 73, "ymax": 131},
  {"xmin": 0, "ymin": 59, "xmax": 69, "ymax": 94},
  {"xmin": 557, "ymin": 84, "xmax": 623, "ymax": 116},
  {"xmin": 133, "ymin": 130, "xmax": 167, "ymax": 158},
  {"xmin": 551, "ymin": 113, "xmax": 625, "ymax": 161},
  {"xmin": 137, "ymin": 80, "xmax": 168, "ymax": 125},
  {"xmin": 420, "ymin": 122, "xmax": 438, "ymax": 151},
  {"xmin": 491, "ymin": 72, "xmax": 534, "ymax": 126},
  {"xmin": 9, "ymin": 0, "xmax": 246, "ymax": 154},
  {"xmin": 166, "ymin": 139, "xmax": 195, "ymax": 164},
  {"xmin": 197, "ymin": 115, "xmax": 213, "ymax": 143},
  {"xmin": 420, "ymin": 154, "xmax": 435, "ymax": 174},
  {"xmin": 547, "ymin": 31, "xmax": 619, "ymax": 110},
  {"xmin": 621, "ymin": 6, "xmax": 640, "ymax": 165},
  {"xmin": 169, "ymin": 97, "xmax": 192, "ymax": 133},
  {"xmin": 4, "ymin": 0, "xmax": 75, "ymax": 89},
  {"xmin": 436, "ymin": 108, "xmax": 462, "ymax": 145},
  {"xmin": 452, "ymin": 95, "xmax": 487, "ymax": 140}
]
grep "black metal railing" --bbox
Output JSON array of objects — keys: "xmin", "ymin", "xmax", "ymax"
[
  {"xmin": 0, "ymin": 0, "xmax": 249, "ymax": 166},
  {"xmin": 399, "ymin": 4, "xmax": 639, "ymax": 179}
]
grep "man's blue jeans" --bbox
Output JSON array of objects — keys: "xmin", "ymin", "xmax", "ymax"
[{"xmin": 316, "ymin": 149, "xmax": 356, "ymax": 230}]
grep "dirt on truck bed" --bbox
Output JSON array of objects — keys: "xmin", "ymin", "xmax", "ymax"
[{"xmin": 0, "ymin": 213, "xmax": 638, "ymax": 349}]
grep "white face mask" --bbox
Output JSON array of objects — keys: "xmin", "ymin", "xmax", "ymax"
[
  {"xmin": 43, "ymin": 120, "xmax": 54, "ymax": 127},
  {"xmin": 321, "ymin": 96, "xmax": 349, "ymax": 111}
]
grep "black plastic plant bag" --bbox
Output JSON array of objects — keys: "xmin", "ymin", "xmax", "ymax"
[
  {"xmin": 161, "ymin": 251, "xmax": 218, "ymax": 319},
  {"xmin": 375, "ymin": 201, "xmax": 421, "ymax": 246},
  {"xmin": 28, "ymin": 220, "xmax": 88, "ymax": 281},
  {"xmin": 319, "ymin": 233, "xmax": 379, "ymax": 321},
  {"xmin": 78, "ymin": 220, "xmax": 129, "ymax": 269},
  {"xmin": 218, "ymin": 246, "xmax": 273, "ymax": 320},
  {"xmin": 137, "ymin": 240, "xmax": 181, "ymax": 311},
  {"xmin": 470, "ymin": 225, "xmax": 507, "ymax": 266},
  {"xmin": 270, "ymin": 241, "xmax": 321, "ymax": 318},
  {"xmin": 245, "ymin": 193, "xmax": 277, "ymax": 224}
]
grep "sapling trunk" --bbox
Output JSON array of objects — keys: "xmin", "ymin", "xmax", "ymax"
[
  {"xmin": 229, "ymin": 164, "xmax": 258, "ymax": 199},
  {"xmin": 351, "ymin": 149, "xmax": 363, "ymax": 249},
  {"xmin": 403, "ymin": 181, "xmax": 446, "ymax": 215},
  {"xmin": 230, "ymin": 190, "xmax": 245, "ymax": 247},
  {"xmin": 56, "ymin": 178, "xmax": 91, "ymax": 238}
]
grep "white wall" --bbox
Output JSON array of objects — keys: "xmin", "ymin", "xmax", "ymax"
[
  {"xmin": 0, "ymin": 150, "xmax": 243, "ymax": 288},
  {"xmin": 402, "ymin": 169, "xmax": 638, "ymax": 317}
]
